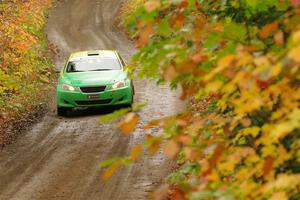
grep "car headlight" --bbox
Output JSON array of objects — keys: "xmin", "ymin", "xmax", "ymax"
[
  {"xmin": 112, "ymin": 80, "xmax": 126, "ymax": 90},
  {"xmin": 61, "ymin": 84, "xmax": 76, "ymax": 91}
]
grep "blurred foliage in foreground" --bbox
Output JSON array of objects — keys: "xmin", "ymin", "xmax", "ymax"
[
  {"xmin": 101, "ymin": 0, "xmax": 300, "ymax": 199},
  {"xmin": 0, "ymin": 0, "xmax": 55, "ymax": 135}
]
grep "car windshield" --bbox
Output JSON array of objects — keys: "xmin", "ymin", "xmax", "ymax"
[{"xmin": 66, "ymin": 57, "xmax": 121, "ymax": 72}]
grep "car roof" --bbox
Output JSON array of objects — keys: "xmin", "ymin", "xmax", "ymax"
[{"xmin": 69, "ymin": 50, "xmax": 118, "ymax": 61}]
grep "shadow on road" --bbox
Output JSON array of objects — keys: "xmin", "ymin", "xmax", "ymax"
[{"xmin": 63, "ymin": 105, "xmax": 129, "ymax": 118}]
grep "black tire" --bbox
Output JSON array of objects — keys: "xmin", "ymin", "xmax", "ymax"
[{"xmin": 57, "ymin": 107, "xmax": 69, "ymax": 116}]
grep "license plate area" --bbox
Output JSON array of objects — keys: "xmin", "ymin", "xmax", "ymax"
[{"xmin": 87, "ymin": 94, "xmax": 100, "ymax": 99}]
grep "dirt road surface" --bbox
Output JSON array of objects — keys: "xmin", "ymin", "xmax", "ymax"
[{"xmin": 0, "ymin": 0, "xmax": 183, "ymax": 199}]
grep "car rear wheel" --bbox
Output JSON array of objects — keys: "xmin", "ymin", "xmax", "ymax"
[{"xmin": 57, "ymin": 107, "xmax": 70, "ymax": 116}]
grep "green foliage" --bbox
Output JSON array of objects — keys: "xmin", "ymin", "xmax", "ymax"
[
  {"xmin": 111, "ymin": 0, "xmax": 300, "ymax": 199},
  {"xmin": 0, "ymin": 0, "xmax": 55, "ymax": 138}
]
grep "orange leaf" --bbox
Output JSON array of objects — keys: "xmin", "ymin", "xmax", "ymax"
[
  {"xmin": 117, "ymin": 112, "xmax": 139, "ymax": 135},
  {"xmin": 260, "ymin": 21, "xmax": 279, "ymax": 39},
  {"xmin": 170, "ymin": 13, "xmax": 185, "ymax": 29},
  {"xmin": 178, "ymin": 59, "xmax": 198, "ymax": 73},
  {"xmin": 164, "ymin": 140, "xmax": 180, "ymax": 159},
  {"xmin": 163, "ymin": 64, "xmax": 177, "ymax": 81},
  {"xmin": 136, "ymin": 23, "xmax": 153, "ymax": 48},
  {"xmin": 153, "ymin": 184, "xmax": 169, "ymax": 200},
  {"xmin": 178, "ymin": 135, "xmax": 192, "ymax": 145},
  {"xmin": 180, "ymin": 84, "xmax": 197, "ymax": 100},
  {"xmin": 262, "ymin": 156, "xmax": 274, "ymax": 177},
  {"xmin": 241, "ymin": 118, "xmax": 252, "ymax": 127},
  {"xmin": 274, "ymin": 30, "xmax": 284, "ymax": 46},
  {"xmin": 169, "ymin": 187, "xmax": 187, "ymax": 200},
  {"xmin": 184, "ymin": 147, "xmax": 202, "ymax": 161},
  {"xmin": 101, "ymin": 163, "xmax": 120, "ymax": 180},
  {"xmin": 130, "ymin": 144, "xmax": 143, "ymax": 161},
  {"xmin": 192, "ymin": 51, "xmax": 206, "ymax": 64},
  {"xmin": 176, "ymin": 0, "xmax": 188, "ymax": 9},
  {"xmin": 146, "ymin": 135, "xmax": 162, "ymax": 155},
  {"xmin": 202, "ymin": 143, "xmax": 224, "ymax": 176},
  {"xmin": 144, "ymin": 118, "xmax": 163, "ymax": 129}
]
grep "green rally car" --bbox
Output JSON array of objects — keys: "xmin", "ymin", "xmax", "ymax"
[{"xmin": 56, "ymin": 50, "xmax": 134, "ymax": 116}]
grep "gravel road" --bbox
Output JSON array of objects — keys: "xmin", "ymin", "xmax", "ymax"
[{"xmin": 0, "ymin": 0, "xmax": 182, "ymax": 199}]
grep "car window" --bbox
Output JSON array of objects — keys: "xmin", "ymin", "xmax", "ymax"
[{"xmin": 66, "ymin": 57, "xmax": 121, "ymax": 72}]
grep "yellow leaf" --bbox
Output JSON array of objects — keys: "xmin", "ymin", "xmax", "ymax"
[
  {"xmin": 218, "ymin": 54, "xmax": 236, "ymax": 69},
  {"xmin": 288, "ymin": 46, "xmax": 300, "ymax": 63},
  {"xmin": 207, "ymin": 169, "xmax": 220, "ymax": 182},
  {"xmin": 117, "ymin": 112, "xmax": 139, "ymax": 135},
  {"xmin": 218, "ymin": 161, "xmax": 235, "ymax": 172},
  {"xmin": 270, "ymin": 63, "xmax": 282, "ymax": 77},
  {"xmin": 202, "ymin": 55, "xmax": 235, "ymax": 82},
  {"xmin": 205, "ymin": 80, "xmax": 223, "ymax": 93},
  {"xmin": 269, "ymin": 192, "xmax": 288, "ymax": 200},
  {"xmin": 238, "ymin": 126, "xmax": 260, "ymax": 138},
  {"xmin": 264, "ymin": 174, "xmax": 300, "ymax": 191}
]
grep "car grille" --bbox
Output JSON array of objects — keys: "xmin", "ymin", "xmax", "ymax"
[
  {"xmin": 75, "ymin": 99, "xmax": 112, "ymax": 106},
  {"xmin": 80, "ymin": 86, "xmax": 106, "ymax": 93}
]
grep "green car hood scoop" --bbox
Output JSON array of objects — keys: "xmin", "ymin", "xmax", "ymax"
[{"xmin": 65, "ymin": 70, "xmax": 125, "ymax": 87}]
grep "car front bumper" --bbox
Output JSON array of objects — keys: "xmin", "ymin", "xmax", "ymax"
[{"xmin": 57, "ymin": 86, "xmax": 133, "ymax": 108}]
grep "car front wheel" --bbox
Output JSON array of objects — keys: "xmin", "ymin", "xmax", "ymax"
[{"xmin": 57, "ymin": 107, "xmax": 70, "ymax": 116}]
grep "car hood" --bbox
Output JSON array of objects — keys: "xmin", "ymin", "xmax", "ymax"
[{"xmin": 63, "ymin": 70, "xmax": 126, "ymax": 86}]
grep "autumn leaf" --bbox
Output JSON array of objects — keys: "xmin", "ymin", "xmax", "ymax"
[
  {"xmin": 269, "ymin": 192, "xmax": 288, "ymax": 200},
  {"xmin": 169, "ymin": 187, "xmax": 186, "ymax": 200},
  {"xmin": 144, "ymin": 0, "xmax": 160, "ymax": 13},
  {"xmin": 288, "ymin": 46, "xmax": 300, "ymax": 63},
  {"xmin": 177, "ymin": 59, "xmax": 198, "ymax": 73},
  {"xmin": 274, "ymin": 30, "xmax": 284, "ymax": 46},
  {"xmin": 176, "ymin": 0, "xmax": 189, "ymax": 9},
  {"xmin": 146, "ymin": 135, "xmax": 162, "ymax": 156},
  {"xmin": 241, "ymin": 117, "xmax": 252, "ymax": 127},
  {"xmin": 163, "ymin": 64, "xmax": 177, "ymax": 81},
  {"xmin": 130, "ymin": 144, "xmax": 143, "ymax": 161},
  {"xmin": 178, "ymin": 135, "xmax": 192, "ymax": 145},
  {"xmin": 191, "ymin": 51, "xmax": 207, "ymax": 64},
  {"xmin": 202, "ymin": 143, "xmax": 224, "ymax": 176},
  {"xmin": 118, "ymin": 0, "xmax": 300, "ymax": 199},
  {"xmin": 170, "ymin": 13, "xmax": 185, "ymax": 29},
  {"xmin": 260, "ymin": 21, "xmax": 279, "ymax": 39},
  {"xmin": 290, "ymin": 0, "xmax": 300, "ymax": 7},
  {"xmin": 153, "ymin": 184, "xmax": 169, "ymax": 200},
  {"xmin": 180, "ymin": 84, "xmax": 197, "ymax": 100},
  {"xmin": 101, "ymin": 162, "xmax": 121, "ymax": 180},
  {"xmin": 164, "ymin": 140, "xmax": 180, "ymax": 159},
  {"xmin": 136, "ymin": 22, "xmax": 153, "ymax": 48},
  {"xmin": 262, "ymin": 156, "xmax": 274, "ymax": 177},
  {"xmin": 256, "ymin": 79, "xmax": 270, "ymax": 89},
  {"xmin": 117, "ymin": 112, "xmax": 139, "ymax": 135}
]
